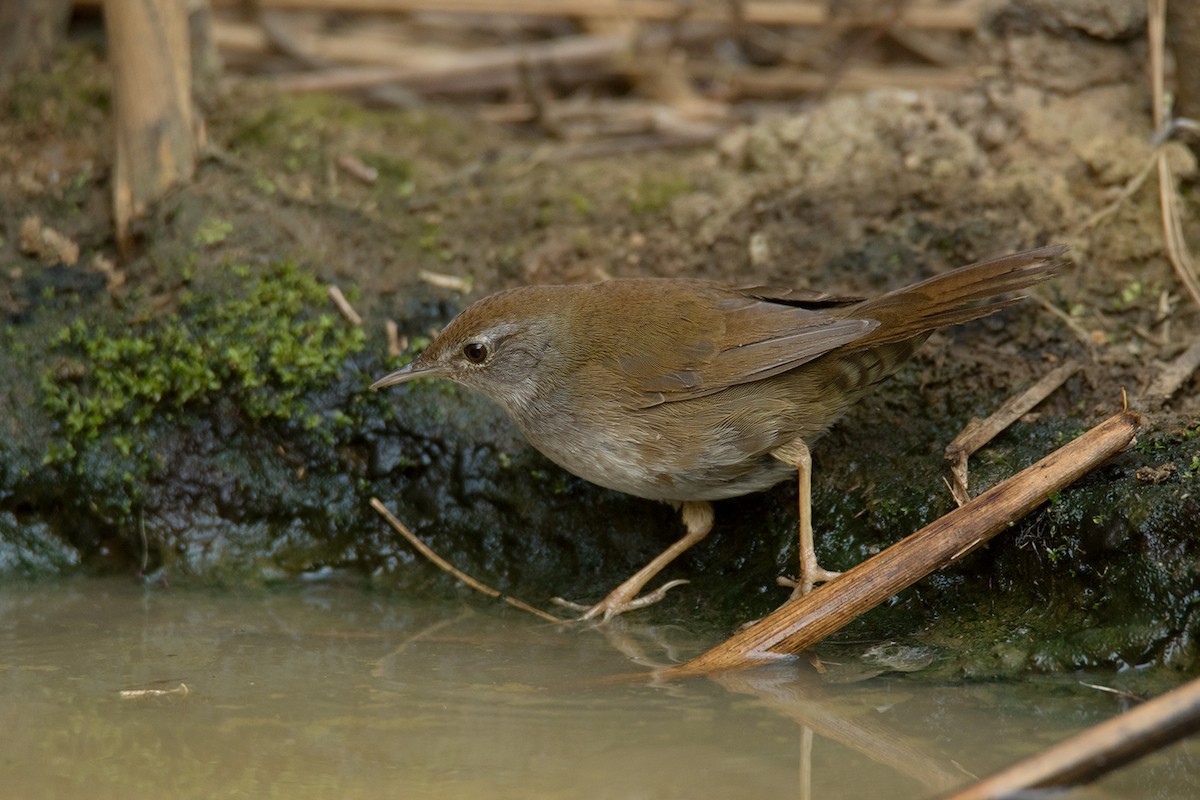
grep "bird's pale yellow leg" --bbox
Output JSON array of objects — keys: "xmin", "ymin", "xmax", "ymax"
[
  {"xmin": 553, "ymin": 501, "xmax": 714, "ymax": 622},
  {"xmin": 773, "ymin": 439, "xmax": 841, "ymax": 597}
]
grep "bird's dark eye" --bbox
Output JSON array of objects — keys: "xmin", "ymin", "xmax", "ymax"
[{"xmin": 463, "ymin": 342, "xmax": 489, "ymax": 364}]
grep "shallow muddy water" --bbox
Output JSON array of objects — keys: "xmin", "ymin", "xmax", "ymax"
[{"xmin": 0, "ymin": 578, "xmax": 1195, "ymax": 799}]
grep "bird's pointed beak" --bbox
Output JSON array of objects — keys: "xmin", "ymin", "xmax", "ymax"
[{"xmin": 370, "ymin": 359, "xmax": 448, "ymax": 390}]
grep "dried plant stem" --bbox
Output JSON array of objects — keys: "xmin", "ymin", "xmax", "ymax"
[
  {"xmin": 327, "ymin": 284, "xmax": 363, "ymax": 326},
  {"xmin": 182, "ymin": 0, "xmax": 983, "ymax": 30},
  {"xmin": 689, "ymin": 63, "xmax": 976, "ymax": 98},
  {"xmin": 1074, "ymin": 152, "xmax": 1157, "ymax": 233},
  {"xmin": 275, "ymin": 32, "xmax": 628, "ymax": 94},
  {"xmin": 1144, "ymin": 337, "xmax": 1200, "ymax": 406},
  {"xmin": 663, "ymin": 409, "xmax": 1140, "ymax": 678},
  {"xmin": 944, "ymin": 361, "xmax": 1081, "ymax": 505},
  {"xmin": 1149, "ymin": 0, "xmax": 1200, "ymax": 309},
  {"xmin": 385, "ymin": 319, "xmax": 402, "ymax": 358},
  {"xmin": 369, "ymin": 497, "xmax": 565, "ymax": 623},
  {"xmin": 1027, "ymin": 293, "xmax": 1094, "ymax": 349},
  {"xmin": 947, "ymin": 674, "xmax": 1200, "ymax": 798},
  {"xmin": 119, "ymin": 682, "xmax": 190, "ymax": 699},
  {"xmin": 1155, "ymin": 153, "xmax": 1200, "ymax": 308}
]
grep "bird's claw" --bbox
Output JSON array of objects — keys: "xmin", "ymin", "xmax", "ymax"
[
  {"xmin": 776, "ymin": 566, "xmax": 842, "ymax": 599},
  {"xmin": 552, "ymin": 578, "xmax": 690, "ymax": 622}
]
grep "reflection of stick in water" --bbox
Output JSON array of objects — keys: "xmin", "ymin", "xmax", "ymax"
[{"xmin": 717, "ymin": 667, "xmax": 969, "ymax": 795}]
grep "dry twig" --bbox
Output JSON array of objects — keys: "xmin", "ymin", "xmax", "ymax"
[
  {"xmin": 944, "ymin": 361, "xmax": 1082, "ymax": 505},
  {"xmin": 662, "ymin": 409, "xmax": 1140, "ymax": 678},
  {"xmin": 385, "ymin": 319, "xmax": 403, "ymax": 358},
  {"xmin": 335, "ymin": 154, "xmax": 378, "ymax": 184},
  {"xmin": 1149, "ymin": 0, "xmax": 1200, "ymax": 309},
  {"xmin": 1075, "ymin": 152, "xmax": 1158, "ymax": 234},
  {"xmin": 1026, "ymin": 293, "xmax": 1095, "ymax": 349},
  {"xmin": 688, "ymin": 62, "xmax": 976, "ymax": 98},
  {"xmin": 1143, "ymin": 337, "xmax": 1200, "ymax": 406},
  {"xmin": 274, "ymin": 32, "xmax": 629, "ymax": 94},
  {"xmin": 948, "ymin": 674, "xmax": 1200, "ymax": 798},
  {"xmin": 327, "ymin": 284, "xmax": 363, "ymax": 326},
  {"xmin": 119, "ymin": 682, "xmax": 190, "ymax": 699},
  {"xmin": 179, "ymin": 0, "xmax": 984, "ymax": 30},
  {"xmin": 419, "ymin": 270, "xmax": 471, "ymax": 292},
  {"xmin": 370, "ymin": 497, "xmax": 565, "ymax": 623}
]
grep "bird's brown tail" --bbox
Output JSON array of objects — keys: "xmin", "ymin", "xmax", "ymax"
[{"xmin": 843, "ymin": 244, "xmax": 1067, "ymax": 347}]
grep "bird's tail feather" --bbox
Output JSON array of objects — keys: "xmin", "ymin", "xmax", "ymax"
[{"xmin": 844, "ymin": 244, "xmax": 1066, "ymax": 347}]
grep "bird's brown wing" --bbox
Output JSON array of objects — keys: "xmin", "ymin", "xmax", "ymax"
[{"xmin": 613, "ymin": 288, "xmax": 877, "ymax": 409}]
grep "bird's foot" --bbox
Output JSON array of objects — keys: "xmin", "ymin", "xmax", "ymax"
[
  {"xmin": 552, "ymin": 579, "xmax": 690, "ymax": 622},
  {"xmin": 776, "ymin": 565, "xmax": 842, "ymax": 600}
]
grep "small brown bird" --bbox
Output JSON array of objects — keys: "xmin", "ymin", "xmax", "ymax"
[{"xmin": 373, "ymin": 245, "xmax": 1065, "ymax": 620}]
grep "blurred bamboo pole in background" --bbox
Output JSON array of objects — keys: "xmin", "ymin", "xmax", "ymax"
[{"xmin": 104, "ymin": 0, "xmax": 197, "ymax": 255}]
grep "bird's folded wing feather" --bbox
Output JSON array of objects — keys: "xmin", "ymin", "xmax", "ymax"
[{"xmin": 615, "ymin": 291, "xmax": 878, "ymax": 409}]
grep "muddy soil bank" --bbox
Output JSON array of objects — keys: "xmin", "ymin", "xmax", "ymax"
[{"xmin": 1, "ymin": 5, "xmax": 1198, "ymax": 675}]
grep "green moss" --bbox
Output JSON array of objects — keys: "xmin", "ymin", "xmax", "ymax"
[
  {"xmin": 225, "ymin": 92, "xmax": 473, "ymax": 187},
  {"xmin": 362, "ymin": 153, "xmax": 417, "ymax": 198},
  {"xmin": 252, "ymin": 174, "xmax": 277, "ymax": 196},
  {"xmin": 627, "ymin": 174, "xmax": 692, "ymax": 213},
  {"xmin": 416, "ymin": 223, "xmax": 454, "ymax": 262},
  {"xmin": 1134, "ymin": 427, "xmax": 1192, "ymax": 457},
  {"xmin": 2, "ymin": 45, "xmax": 110, "ymax": 129},
  {"xmin": 1183, "ymin": 455, "xmax": 1199, "ymax": 480},
  {"xmin": 41, "ymin": 262, "xmax": 366, "ymax": 464},
  {"xmin": 193, "ymin": 216, "xmax": 233, "ymax": 247},
  {"xmin": 229, "ymin": 93, "xmax": 364, "ymax": 163},
  {"xmin": 566, "ymin": 192, "xmax": 593, "ymax": 216}
]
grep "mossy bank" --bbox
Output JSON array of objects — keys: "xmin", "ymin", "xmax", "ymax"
[{"xmin": 2, "ymin": 19, "xmax": 1199, "ymax": 678}]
